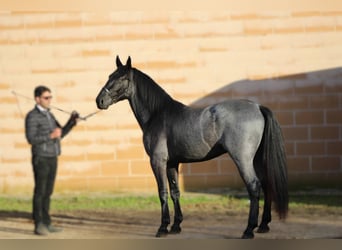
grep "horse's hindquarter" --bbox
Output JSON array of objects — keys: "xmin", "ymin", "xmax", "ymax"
[
  {"xmin": 216, "ymin": 100, "xmax": 265, "ymax": 160},
  {"xmin": 167, "ymin": 100, "xmax": 265, "ymax": 163}
]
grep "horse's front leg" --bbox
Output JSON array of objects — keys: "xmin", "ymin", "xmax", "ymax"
[
  {"xmin": 151, "ymin": 160, "xmax": 170, "ymax": 237},
  {"xmin": 167, "ymin": 165, "xmax": 183, "ymax": 234}
]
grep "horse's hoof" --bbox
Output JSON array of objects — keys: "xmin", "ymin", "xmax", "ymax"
[
  {"xmin": 155, "ymin": 228, "xmax": 168, "ymax": 238},
  {"xmin": 257, "ymin": 225, "xmax": 270, "ymax": 234},
  {"xmin": 169, "ymin": 225, "xmax": 182, "ymax": 234},
  {"xmin": 241, "ymin": 232, "xmax": 254, "ymax": 239}
]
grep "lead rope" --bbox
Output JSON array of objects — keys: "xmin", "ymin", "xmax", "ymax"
[
  {"xmin": 11, "ymin": 90, "xmax": 101, "ymax": 121},
  {"xmin": 13, "ymin": 90, "xmax": 25, "ymax": 118}
]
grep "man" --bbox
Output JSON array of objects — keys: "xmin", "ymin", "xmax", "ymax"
[{"xmin": 25, "ymin": 85, "xmax": 79, "ymax": 236}]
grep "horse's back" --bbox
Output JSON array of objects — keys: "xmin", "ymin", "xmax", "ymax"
[{"xmin": 213, "ymin": 99, "xmax": 261, "ymax": 116}]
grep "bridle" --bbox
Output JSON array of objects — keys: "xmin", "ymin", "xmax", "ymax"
[
  {"xmin": 102, "ymin": 69, "xmax": 133, "ymax": 101},
  {"xmin": 103, "ymin": 87, "xmax": 112, "ymax": 95}
]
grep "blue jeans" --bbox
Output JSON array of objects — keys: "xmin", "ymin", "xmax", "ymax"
[{"xmin": 32, "ymin": 156, "xmax": 57, "ymax": 226}]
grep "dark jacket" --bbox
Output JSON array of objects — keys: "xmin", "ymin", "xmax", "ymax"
[{"xmin": 25, "ymin": 106, "xmax": 76, "ymax": 157}]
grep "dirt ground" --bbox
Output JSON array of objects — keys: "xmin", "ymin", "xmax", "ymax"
[{"xmin": 0, "ymin": 207, "xmax": 341, "ymax": 239}]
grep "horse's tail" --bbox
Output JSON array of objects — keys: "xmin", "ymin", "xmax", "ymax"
[{"xmin": 258, "ymin": 105, "xmax": 289, "ymax": 219}]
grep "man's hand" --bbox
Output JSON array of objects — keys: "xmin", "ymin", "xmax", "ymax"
[
  {"xmin": 70, "ymin": 111, "xmax": 80, "ymax": 122},
  {"xmin": 50, "ymin": 128, "xmax": 62, "ymax": 139}
]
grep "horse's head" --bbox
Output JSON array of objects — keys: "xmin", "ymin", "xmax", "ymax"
[{"xmin": 96, "ymin": 56, "xmax": 133, "ymax": 109}]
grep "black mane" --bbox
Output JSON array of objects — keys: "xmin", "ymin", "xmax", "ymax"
[{"xmin": 133, "ymin": 68, "xmax": 184, "ymax": 114}]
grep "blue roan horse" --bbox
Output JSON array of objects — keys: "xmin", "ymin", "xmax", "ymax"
[{"xmin": 96, "ymin": 56, "xmax": 288, "ymax": 239}]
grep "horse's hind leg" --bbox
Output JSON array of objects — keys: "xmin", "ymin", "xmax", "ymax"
[
  {"xmin": 257, "ymin": 181, "xmax": 271, "ymax": 233},
  {"xmin": 236, "ymin": 160, "xmax": 261, "ymax": 239},
  {"xmin": 254, "ymin": 149, "xmax": 271, "ymax": 233},
  {"xmin": 167, "ymin": 165, "xmax": 183, "ymax": 234}
]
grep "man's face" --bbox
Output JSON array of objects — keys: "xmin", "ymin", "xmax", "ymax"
[{"xmin": 36, "ymin": 90, "xmax": 53, "ymax": 109}]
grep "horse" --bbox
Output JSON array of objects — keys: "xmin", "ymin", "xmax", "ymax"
[{"xmin": 95, "ymin": 56, "xmax": 288, "ymax": 239}]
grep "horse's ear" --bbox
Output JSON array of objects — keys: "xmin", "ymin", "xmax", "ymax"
[
  {"xmin": 116, "ymin": 55, "xmax": 123, "ymax": 68},
  {"xmin": 126, "ymin": 56, "xmax": 132, "ymax": 69}
]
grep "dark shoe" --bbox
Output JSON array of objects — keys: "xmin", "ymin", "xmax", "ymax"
[
  {"xmin": 46, "ymin": 224, "xmax": 63, "ymax": 233},
  {"xmin": 34, "ymin": 223, "xmax": 49, "ymax": 236}
]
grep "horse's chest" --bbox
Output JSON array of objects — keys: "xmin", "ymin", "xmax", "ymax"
[{"xmin": 143, "ymin": 130, "xmax": 168, "ymax": 156}]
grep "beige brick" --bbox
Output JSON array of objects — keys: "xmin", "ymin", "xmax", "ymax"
[
  {"xmin": 73, "ymin": 165, "xmax": 101, "ymax": 177},
  {"xmin": 83, "ymin": 178, "xmax": 115, "ymax": 192},
  {"xmin": 110, "ymin": 11, "xmax": 142, "ymax": 24},
  {"xmin": 2, "ymin": 58, "xmax": 31, "ymax": 74},
  {"xmin": 116, "ymin": 145, "xmax": 146, "ymax": 160},
  {"xmin": 230, "ymin": 13, "xmax": 261, "ymax": 20},
  {"xmin": 0, "ymin": 14, "xmax": 23, "ymax": 29},
  {"xmin": 292, "ymin": 12, "xmax": 322, "ymax": 17},
  {"xmin": 116, "ymin": 176, "xmax": 154, "ymax": 191},
  {"xmin": 0, "ymin": 82, "xmax": 10, "ymax": 89},
  {"xmin": 130, "ymin": 160, "xmax": 152, "ymax": 176},
  {"xmin": 101, "ymin": 161, "xmax": 130, "ymax": 176},
  {"xmin": 86, "ymin": 152, "xmax": 115, "ymax": 161},
  {"xmin": 261, "ymin": 35, "xmax": 292, "ymax": 50},
  {"xmin": 273, "ymin": 18, "xmax": 304, "ymax": 34},
  {"xmin": 55, "ymin": 177, "xmax": 89, "ymax": 192},
  {"xmin": 81, "ymin": 49, "xmax": 111, "ymax": 57},
  {"xmin": 244, "ymin": 20, "xmax": 273, "ymax": 35},
  {"xmin": 59, "ymin": 154, "xmax": 86, "ymax": 162},
  {"xmin": 54, "ymin": 13, "xmax": 82, "ymax": 28},
  {"xmin": 24, "ymin": 13, "xmax": 54, "ymax": 29},
  {"xmin": 82, "ymin": 13, "xmax": 111, "ymax": 26},
  {"xmin": 303, "ymin": 17, "xmax": 336, "ymax": 32}
]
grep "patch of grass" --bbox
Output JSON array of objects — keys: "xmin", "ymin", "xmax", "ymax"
[
  {"xmin": 0, "ymin": 196, "xmax": 32, "ymax": 213},
  {"xmin": 0, "ymin": 193, "xmax": 341, "ymax": 215},
  {"xmin": 290, "ymin": 194, "xmax": 342, "ymax": 207},
  {"xmin": 0, "ymin": 194, "xmax": 245, "ymax": 213},
  {"xmin": 52, "ymin": 195, "xmax": 161, "ymax": 211}
]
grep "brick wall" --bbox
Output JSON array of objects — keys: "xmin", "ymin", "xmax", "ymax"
[
  {"xmin": 184, "ymin": 68, "xmax": 342, "ymax": 190},
  {"xmin": 1, "ymin": 4, "xmax": 342, "ymax": 194}
]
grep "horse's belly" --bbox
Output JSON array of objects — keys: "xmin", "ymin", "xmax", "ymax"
[{"xmin": 171, "ymin": 141, "xmax": 226, "ymax": 163}]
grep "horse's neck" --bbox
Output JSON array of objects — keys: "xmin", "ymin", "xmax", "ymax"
[
  {"xmin": 128, "ymin": 98, "xmax": 151, "ymax": 129},
  {"xmin": 128, "ymin": 70, "xmax": 183, "ymax": 130}
]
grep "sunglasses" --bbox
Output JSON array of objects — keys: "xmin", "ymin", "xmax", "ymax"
[{"xmin": 41, "ymin": 96, "xmax": 53, "ymax": 100}]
